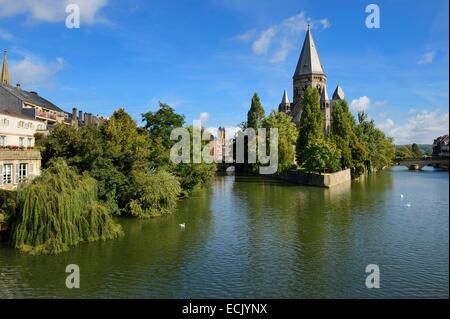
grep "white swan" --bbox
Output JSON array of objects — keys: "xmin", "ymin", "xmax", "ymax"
[
  {"xmin": 179, "ymin": 223, "xmax": 186, "ymax": 229},
  {"xmin": 405, "ymin": 203, "xmax": 412, "ymax": 208}
]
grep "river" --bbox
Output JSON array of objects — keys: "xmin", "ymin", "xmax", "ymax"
[{"xmin": 0, "ymin": 167, "xmax": 448, "ymax": 298}]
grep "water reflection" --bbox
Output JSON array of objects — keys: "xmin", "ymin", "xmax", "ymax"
[{"xmin": 0, "ymin": 169, "xmax": 448, "ymax": 298}]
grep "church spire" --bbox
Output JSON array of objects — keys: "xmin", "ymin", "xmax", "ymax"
[
  {"xmin": 1, "ymin": 49, "xmax": 10, "ymax": 86},
  {"xmin": 281, "ymin": 89, "xmax": 290, "ymax": 104},
  {"xmin": 293, "ymin": 27, "xmax": 325, "ymax": 78}
]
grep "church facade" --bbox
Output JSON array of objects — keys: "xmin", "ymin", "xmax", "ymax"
[{"xmin": 278, "ymin": 26, "xmax": 345, "ymax": 134}]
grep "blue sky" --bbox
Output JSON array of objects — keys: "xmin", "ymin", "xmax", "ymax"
[{"xmin": 0, "ymin": 0, "xmax": 448, "ymax": 144}]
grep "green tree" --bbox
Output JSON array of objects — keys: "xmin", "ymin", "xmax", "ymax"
[
  {"xmin": 170, "ymin": 125, "xmax": 216, "ymax": 196},
  {"xmin": 396, "ymin": 145, "xmax": 415, "ymax": 158},
  {"xmin": 125, "ymin": 169, "xmax": 181, "ymax": 218},
  {"xmin": 143, "ymin": 102, "xmax": 185, "ymax": 149},
  {"xmin": 331, "ymin": 101, "xmax": 368, "ymax": 177},
  {"xmin": 356, "ymin": 111, "xmax": 395, "ymax": 171},
  {"xmin": 411, "ymin": 143, "xmax": 422, "ymax": 157},
  {"xmin": 11, "ymin": 159, "xmax": 123, "ymax": 255},
  {"xmin": 102, "ymin": 108, "xmax": 151, "ymax": 173},
  {"xmin": 296, "ymin": 87, "xmax": 324, "ymax": 164},
  {"xmin": 262, "ymin": 110, "xmax": 298, "ymax": 173},
  {"xmin": 301, "ymin": 138, "xmax": 341, "ymax": 173},
  {"xmin": 247, "ymin": 93, "xmax": 265, "ymax": 129}
]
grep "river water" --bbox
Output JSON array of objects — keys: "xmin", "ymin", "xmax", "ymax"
[{"xmin": 0, "ymin": 167, "xmax": 448, "ymax": 298}]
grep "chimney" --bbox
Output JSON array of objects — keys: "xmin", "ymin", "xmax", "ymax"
[
  {"xmin": 84, "ymin": 112, "xmax": 88, "ymax": 124},
  {"xmin": 72, "ymin": 107, "xmax": 78, "ymax": 121},
  {"xmin": 79, "ymin": 110, "xmax": 83, "ymax": 123}
]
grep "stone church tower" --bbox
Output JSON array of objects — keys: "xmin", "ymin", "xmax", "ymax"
[{"xmin": 278, "ymin": 26, "xmax": 345, "ymax": 135}]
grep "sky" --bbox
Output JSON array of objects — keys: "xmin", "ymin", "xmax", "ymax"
[{"xmin": 0, "ymin": 0, "xmax": 448, "ymax": 144}]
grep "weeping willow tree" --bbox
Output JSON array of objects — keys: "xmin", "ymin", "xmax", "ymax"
[
  {"xmin": 11, "ymin": 159, "xmax": 123, "ymax": 255},
  {"xmin": 125, "ymin": 168, "xmax": 181, "ymax": 219}
]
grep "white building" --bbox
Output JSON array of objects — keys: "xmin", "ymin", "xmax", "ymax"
[
  {"xmin": 0, "ymin": 111, "xmax": 44, "ymax": 190},
  {"xmin": 0, "ymin": 110, "xmax": 46, "ymax": 148}
]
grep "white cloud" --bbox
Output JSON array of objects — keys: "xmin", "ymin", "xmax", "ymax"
[
  {"xmin": 239, "ymin": 12, "xmax": 330, "ymax": 63},
  {"xmin": 378, "ymin": 109, "xmax": 449, "ymax": 144},
  {"xmin": 252, "ymin": 27, "xmax": 277, "ymax": 55},
  {"xmin": 270, "ymin": 39, "xmax": 293, "ymax": 64},
  {"xmin": 0, "ymin": 28, "xmax": 13, "ymax": 40},
  {"xmin": 350, "ymin": 96, "xmax": 371, "ymax": 112},
  {"xmin": 10, "ymin": 57, "xmax": 65, "ymax": 88},
  {"xmin": 0, "ymin": 0, "xmax": 109, "ymax": 25},
  {"xmin": 417, "ymin": 51, "xmax": 436, "ymax": 65}
]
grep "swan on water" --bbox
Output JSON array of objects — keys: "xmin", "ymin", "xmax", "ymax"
[{"xmin": 179, "ymin": 223, "xmax": 186, "ymax": 229}]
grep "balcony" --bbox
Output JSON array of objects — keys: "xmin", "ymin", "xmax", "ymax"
[
  {"xmin": 36, "ymin": 109, "xmax": 57, "ymax": 121},
  {"xmin": 0, "ymin": 148, "xmax": 41, "ymax": 161}
]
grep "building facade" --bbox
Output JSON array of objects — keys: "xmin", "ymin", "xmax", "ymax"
[
  {"xmin": 433, "ymin": 135, "xmax": 449, "ymax": 158},
  {"xmin": 278, "ymin": 26, "xmax": 346, "ymax": 134}
]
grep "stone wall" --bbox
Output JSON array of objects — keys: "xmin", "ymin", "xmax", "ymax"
[{"xmin": 276, "ymin": 168, "xmax": 351, "ymax": 188}]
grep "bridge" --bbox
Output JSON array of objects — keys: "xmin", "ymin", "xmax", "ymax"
[{"xmin": 394, "ymin": 157, "xmax": 449, "ymax": 170}]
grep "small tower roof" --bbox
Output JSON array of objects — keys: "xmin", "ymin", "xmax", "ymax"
[
  {"xmin": 293, "ymin": 26, "xmax": 325, "ymax": 78},
  {"xmin": 320, "ymin": 85, "xmax": 329, "ymax": 101},
  {"xmin": 332, "ymin": 85, "xmax": 345, "ymax": 100},
  {"xmin": 1, "ymin": 49, "xmax": 10, "ymax": 86},
  {"xmin": 281, "ymin": 89, "xmax": 290, "ymax": 104}
]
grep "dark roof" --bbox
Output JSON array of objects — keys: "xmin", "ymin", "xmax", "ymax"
[
  {"xmin": 294, "ymin": 28, "xmax": 325, "ymax": 78},
  {"xmin": 0, "ymin": 109, "xmax": 37, "ymax": 121},
  {"xmin": 0, "ymin": 84, "xmax": 65, "ymax": 113}
]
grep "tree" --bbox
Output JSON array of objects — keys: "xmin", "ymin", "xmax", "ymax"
[
  {"xmin": 331, "ymin": 101, "xmax": 368, "ymax": 177},
  {"xmin": 296, "ymin": 87, "xmax": 323, "ymax": 164},
  {"xmin": 356, "ymin": 111, "xmax": 395, "ymax": 172},
  {"xmin": 247, "ymin": 93, "xmax": 265, "ymax": 129},
  {"xmin": 170, "ymin": 125, "xmax": 216, "ymax": 196},
  {"xmin": 301, "ymin": 138, "xmax": 341, "ymax": 173},
  {"xmin": 143, "ymin": 102, "xmax": 185, "ymax": 149},
  {"xmin": 11, "ymin": 159, "xmax": 123, "ymax": 255},
  {"xmin": 125, "ymin": 169, "xmax": 181, "ymax": 218},
  {"xmin": 411, "ymin": 143, "xmax": 422, "ymax": 157},
  {"xmin": 102, "ymin": 108, "xmax": 151, "ymax": 173},
  {"xmin": 262, "ymin": 110, "xmax": 298, "ymax": 173}
]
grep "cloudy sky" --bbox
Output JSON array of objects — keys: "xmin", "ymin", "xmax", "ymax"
[{"xmin": 0, "ymin": 0, "xmax": 448, "ymax": 144}]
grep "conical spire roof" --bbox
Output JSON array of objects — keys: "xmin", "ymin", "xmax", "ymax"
[
  {"xmin": 1, "ymin": 49, "xmax": 10, "ymax": 86},
  {"xmin": 320, "ymin": 85, "xmax": 329, "ymax": 101},
  {"xmin": 281, "ymin": 89, "xmax": 290, "ymax": 104},
  {"xmin": 332, "ymin": 85, "xmax": 345, "ymax": 100},
  {"xmin": 293, "ymin": 26, "xmax": 325, "ymax": 78}
]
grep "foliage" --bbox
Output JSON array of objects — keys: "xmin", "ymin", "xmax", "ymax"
[
  {"xmin": 300, "ymin": 138, "xmax": 341, "ymax": 173},
  {"xmin": 142, "ymin": 102, "xmax": 185, "ymax": 150},
  {"xmin": 125, "ymin": 169, "xmax": 181, "ymax": 218},
  {"xmin": 11, "ymin": 159, "xmax": 123, "ymax": 255},
  {"xmin": 170, "ymin": 125, "xmax": 216, "ymax": 196},
  {"xmin": 262, "ymin": 110, "xmax": 298, "ymax": 173},
  {"xmin": 296, "ymin": 87, "xmax": 324, "ymax": 164},
  {"xmin": 411, "ymin": 143, "xmax": 423, "ymax": 157},
  {"xmin": 356, "ymin": 111, "xmax": 395, "ymax": 171},
  {"xmin": 0, "ymin": 190, "xmax": 16, "ymax": 225},
  {"xmin": 247, "ymin": 93, "xmax": 265, "ymax": 129},
  {"xmin": 331, "ymin": 101, "xmax": 369, "ymax": 178}
]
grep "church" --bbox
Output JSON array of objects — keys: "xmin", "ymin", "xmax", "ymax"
[{"xmin": 278, "ymin": 26, "xmax": 345, "ymax": 134}]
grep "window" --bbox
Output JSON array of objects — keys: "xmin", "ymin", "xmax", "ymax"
[
  {"xmin": 27, "ymin": 138, "xmax": 33, "ymax": 148},
  {"xmin": 18, "ymin": 121, "xmax": 25, "ymax": 128},
  {"xmin": 19, "ymin": 163, "xmax": 27, "ymax": 182},
  {"xmin": 3, "ymin": 164, "xmax": 13, "ymax": 184},
  {"xmin": 19, "ymin": 137, "xmax": 25, "ymax": 147},
  {"xmin": 1, "ymin": 118, "xmax": 9, "ymax": 126},
  {"xmin": 0, "ymin": 136, "xmax": 6, "ymax": 147}
]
